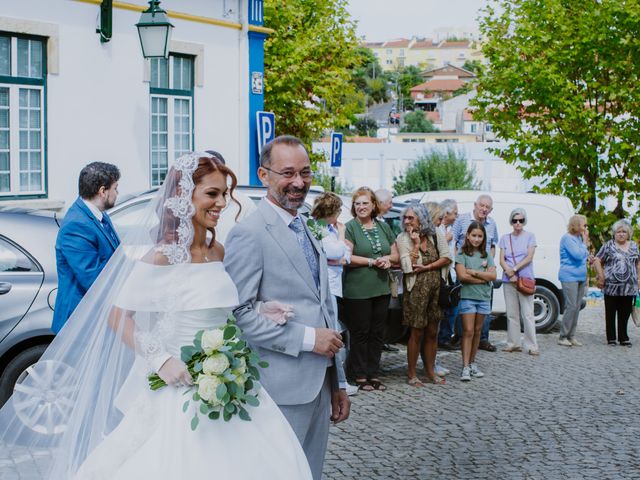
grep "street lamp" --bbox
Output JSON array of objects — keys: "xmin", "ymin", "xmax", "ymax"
[{"xmin": 136, "ymin": 0, "xmax": 174, "ymax": 59}]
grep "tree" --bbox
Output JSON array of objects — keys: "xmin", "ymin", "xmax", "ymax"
[
  {"xmin": 263, "ymin": 0, "xmax": 361, "ymax": 148},
  {"xmin": 353, "ymin": 116, "xmax": 378, "ymax": 137},
  {"xmin": 472, "ymin": 0, "xmax": 640, "ymax": 245},
  {"xmin": 400, "ymin": 111, "xmax": 438, "ymax": 133},
  {"xmin": 462, "ymin": 59, "xmax": 483, "ymax": 74},
  {"xmin": 393, "ymin": 149, "xmax": 479, "ymax": 194},
  {"xmin": 365, "ymin": 77, "xmax": 389, "ymax": 105}
]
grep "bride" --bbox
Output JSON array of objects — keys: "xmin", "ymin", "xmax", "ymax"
[{"xmin": 0, "ymin": 152, "xmax": 312, "ymax": 479}]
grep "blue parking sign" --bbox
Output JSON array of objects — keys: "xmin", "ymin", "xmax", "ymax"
[
  {"xmin": 256, "ymin": 111, "xmax": 275, "ymax": 154},
  {"xmin": 330, "ymin": 132, "xmax": 343, "ymax": 167}
]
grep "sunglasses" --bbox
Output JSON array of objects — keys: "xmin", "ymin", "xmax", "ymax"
[{"xmin": 511, "ymin": 218, "xmax": 525, "ymax": 224}]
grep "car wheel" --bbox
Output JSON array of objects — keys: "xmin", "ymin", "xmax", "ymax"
[
  {"xmin": 0, "ymin": 344, "xmax": 48, "ymax": 408},
  {"xmin": 533, "ymin": 286, "xmax": 560, "ymax": 333}
]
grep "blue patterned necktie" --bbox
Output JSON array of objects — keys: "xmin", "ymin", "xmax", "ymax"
[
  {"xmin": 289, "ymin": 217, "xmax": 320, "ymax": 288},
  {"xmin": 101, "ymin": 215, "xmax": 120, "ymax": 246}
]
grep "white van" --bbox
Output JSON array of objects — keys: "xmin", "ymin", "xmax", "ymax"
[{"xmin": 393, "ymin": 190, "xmax": 576, "ymax": 332}]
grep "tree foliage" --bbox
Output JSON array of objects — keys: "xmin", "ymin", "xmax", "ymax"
[
  {"xmin": 472, "ymin": 0, "xmax": 640, "ymax": 245},
  {"xmin": 393, "ymin": 149, "xmax": 479, "ymax": 194},
  {"xmin": 353, "ymin": 116, "xmax": 378, "ymax": 137},
  {"xmin": 263, "ymin": 0, "xmax": 361, "ymax": 147},
  {"xmin": 400, "ymin": 111, "xmax": 438, "ymax": 133}
]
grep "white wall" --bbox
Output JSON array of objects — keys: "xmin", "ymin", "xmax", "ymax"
[
  {"xmin": 1, "ymin": 0, "xmax": 248, "ymax": 211},
  {"xmin": 312, "ymin": 141, "xmax": 532, "ymax": 193}
]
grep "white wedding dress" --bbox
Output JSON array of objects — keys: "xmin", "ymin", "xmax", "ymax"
[{"xmin": 74, "ymin": 261, "xmax": 312, "ymax": 479}]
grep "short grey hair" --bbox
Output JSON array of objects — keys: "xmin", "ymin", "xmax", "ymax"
[
  {"xmin": 402, "ymin": 203, "xmax": 436, "ymax": 236},
  {"xmin": 259, "ymin": 135, "xmax": 307, "ymax": 168},
  {"xmin": 476, "ymin": 193, "xmax": 494, "ymax": 205},
  {"xmin": 375, "ymin": 188, "xmax": 392, "ymax": 203},
  {"xmin": 509, "ymin": 208, "xmax": 527, "ymax": 226},
  {"xmin": 611, "ymin": 219, "xmax": 633, "ymax": 239},
  {"xmin": 440, "ymin": 199, "xmax": 457, "ymax": 214}
]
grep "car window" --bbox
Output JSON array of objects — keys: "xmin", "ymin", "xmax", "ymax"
[{"xmin": 0, "ymin": 237, "xmax": 37, "ymax": 272}]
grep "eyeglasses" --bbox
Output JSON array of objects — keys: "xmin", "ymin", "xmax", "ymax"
[
  {"xmin": 261, "ymin": 166, "xmax": 313, "ymax": 180},
  {"xmin": 511, "ymin": 218, "xmax": 525, "ymax": 224}
]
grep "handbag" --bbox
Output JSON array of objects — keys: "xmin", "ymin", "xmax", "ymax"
[
  {"xmin": 431, "ymin": 234, "xmax": 462, "ymax": 308},
  {"xmin": 509, "ymin": 234, "xmax": 536, "ymax": 296},
  {"xmin": 388, "ymin": 270, "xmax": 399, "ymax": 298}
]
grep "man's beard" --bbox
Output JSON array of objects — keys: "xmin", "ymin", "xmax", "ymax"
[{"xmin": 272, "ymin": 185, "xmax": 309, "ymax": 211}]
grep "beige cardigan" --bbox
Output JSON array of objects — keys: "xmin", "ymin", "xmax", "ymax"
[{"xmin": 396, "ymin": 229, "xmax": 450, "ymax": 292}]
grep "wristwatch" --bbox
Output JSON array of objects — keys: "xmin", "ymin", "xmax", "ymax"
[{"xmin": 368, "ymin": 258, "xmax": 373, "ymax": 268}]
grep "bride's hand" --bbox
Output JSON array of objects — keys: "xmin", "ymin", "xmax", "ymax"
[
  {"xmin": 157, "ymin": 357, "xmax": 193, "ymax": 387},
  {"xmin": 258, "ymin": 301, "xmax": 295, "ymax": 325}
]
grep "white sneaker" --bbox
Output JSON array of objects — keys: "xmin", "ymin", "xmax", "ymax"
[
  {"xmin": 460, "ymin": 366, "xmax": 471, "ymax": 382},
  {"xmin": 434, "ymin": 362, "xmax": 450, "ymax": 377},
  {"xmin": 345, "ymin": 383, "xmax": 358, "ymax": 396},
  {"xmin": 569, "ymin": 338, "xmax": 583, "ymax": 347},
  {"xmin": 469, "ymin": 362, "xmax": 485, "ymax": 378},
  {"xmin": 558, "ymin": 338, "xmax": 572, "ymax": 347}
]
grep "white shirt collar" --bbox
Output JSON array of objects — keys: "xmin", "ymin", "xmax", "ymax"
[
  {"xmin": 82, "ymin": 198, "xmax": 103, "ymax": 222},
  {"xmin": 265, "ymin": 196, "xmax": 301, "ymax": 227}
]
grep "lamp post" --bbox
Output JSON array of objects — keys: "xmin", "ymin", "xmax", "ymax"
[{"xmin": 136, "ymin": 0, "xmax": 174, "ymax": 59}]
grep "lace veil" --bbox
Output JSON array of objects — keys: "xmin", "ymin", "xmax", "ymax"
[{"xmin": 0, "ymin": 152, "xmax": 239, "ymax": 478}]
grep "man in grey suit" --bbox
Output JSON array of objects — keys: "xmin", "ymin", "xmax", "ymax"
[{"xmin": 224, "ymin": 135, "xmax": 350, "ymax": 479}]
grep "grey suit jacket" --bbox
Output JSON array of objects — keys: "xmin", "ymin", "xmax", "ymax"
[{"xmin": 224, "ymin": 199, "xmax": 346, "ymax": 406}]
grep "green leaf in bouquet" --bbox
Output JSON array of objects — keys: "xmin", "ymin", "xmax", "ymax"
[
  {"xmin": 191, "ymin": 413, "xmax": 199, "ymax": 431},
  {"xmin": 248, "ymin": 366, "xmax": 260, "ymax": 380},
  {"xmin": 181, "ymin": 346, "xmax": 196, "ymax": 362},
  {"xmin": 194, "ymin": 330, "xmax": 204, "ymax": 346},
  {"xmin": 224, "ymin": 402, "xmax": 236, "ymax": 414},
  {"xmin": 199, "ymin": 403, "xmax": 209, "ymax": 415},
  {"xmin": 257, "ymin": 361, "xmax": 269, "ymax": 368},
  {"xmin": 247, "ymin": 352, "xmax": 259, "ymax": 364},
  {"xmin": 223, "ymin": 371, "xmax": 237, "ymax": 382},
  {"xmin": 192, "ymin": 392, "xmax": 201, "ymax": 402},
  {"xmin": 222, "ymin": 409, "xmax": 232, "ymax": 422},
  {"xmin": 194, "ymin": 361, "xmax": 203, "ymax": 373},
  {"xmin": 227, "ymin": 381, "xmax": 238, "ymax": 396},
  {"xmin": 216, "ymin": 383, "xmax": 227, "ymax": 401},
  {"xmin": 222, "ymin": 393, "xmax": 231, "ymax": 403},
  {"xmin": 244, "ymin": 379, "xmax": 254, "ymax": 391},
  {"xmin": 208, "ymin": 411, "xmax": 220, "ymax": 420},
  {"xmin": 223, "ymin": 324, "xmax": 238, "ymax": 340},
  {"xmin": 182, "ymin": 400, "xmax": 190, "ymax": 413},
  {"xmin": 238, "ymin": 406, "xmax": 251, "ymax": 421},
  {"xmin": 234, "ymin": 340, "xmax": 247, "ymax": 350},
  {"xmin": 244, "ymin": 395, "xmax": 259, "ymax": 407}
]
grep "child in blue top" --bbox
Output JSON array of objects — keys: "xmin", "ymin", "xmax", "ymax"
[{"xmin": 455, "ymin": 221, "xmax": 497, "ymax": 382}]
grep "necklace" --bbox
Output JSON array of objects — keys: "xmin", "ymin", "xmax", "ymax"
[
  {"xmin": 358, "ymin": 220, "xmax": 382, "ymax": 256},
  {"xmin": 192, "ymin": 246, "xmax": 211, "ymax": 262}
]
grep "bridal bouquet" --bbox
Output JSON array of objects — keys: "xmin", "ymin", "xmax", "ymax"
[{"xmin": 148, "ymin": 321, "xmax": 268, "ymax": 430}]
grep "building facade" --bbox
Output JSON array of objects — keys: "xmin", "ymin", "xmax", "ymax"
[{"xmin": 0, "ymin": 0, "xmax": 268, "ymax": 211}]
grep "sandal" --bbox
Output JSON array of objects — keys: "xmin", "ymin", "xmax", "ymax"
[
  {"xmin": 423, "ymin": 376, "xmax": 446, "ymax": 385},
  {"xmin": 407, "ymin": 377, "xmax": 425, "ymax": 387},
  {"xmin": 369, "ymin": 379, "xmax": 387, "ymax": 391},
  {"xmin": 355, "ymin": 379, "xmax": 374, "ymax": 391}
]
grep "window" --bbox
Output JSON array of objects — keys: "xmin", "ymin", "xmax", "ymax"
[
  {"xmin": 0, "ymin": 236, "xmax": 37, "ymax": 272},
  {"xmin": 0, "ymin": 34, "xmax": 46, "ymax": 197},
  {"xmin": 149, "ymin": 54, "xmax": 194, "ymax": 187},
  {"xmin": 485, "ymin": 124, "xmax": 493, "ymax": 132},
  {"xmin": 470, "ymin": 124, "xmax": 477, "ymax": 133}
]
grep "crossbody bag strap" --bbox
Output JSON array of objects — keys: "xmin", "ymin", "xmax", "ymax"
[{"xmin": 508, "ymin": 234, "xmax": 519, "ymax": 279}]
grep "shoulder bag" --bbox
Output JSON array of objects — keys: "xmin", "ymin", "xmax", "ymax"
[
  {"xmin": 432, "ymin": 234, "xmax": 462, "ymax": 308},
  {"xmin": 509, "ymin": 234, "xmax": 536, "ymax": 295}
]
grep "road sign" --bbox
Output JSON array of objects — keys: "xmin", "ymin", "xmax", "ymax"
[
  {"xmin": 256, "ymin": 111, "xmax": 275, "ymax": 153},
  {"xmin": 330, "ymin": 132, "xmax": 343, "ymax": 167}
]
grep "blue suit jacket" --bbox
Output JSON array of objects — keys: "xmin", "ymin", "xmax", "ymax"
[{"xmin": 52, "ymin": 198, "xmax": 120, "ymax": 333}]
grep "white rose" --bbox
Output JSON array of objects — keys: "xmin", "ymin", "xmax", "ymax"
[
  {"xmin": 201, "ymin": 329, "xmax": 224, "ymax": 354},
  {"xmin": 203, "ymin": 353, "xmax": 230, "ymax": 375},
  {"xmin": 197, "ymin": 374, "xmax": 222, "ymax": 405}
]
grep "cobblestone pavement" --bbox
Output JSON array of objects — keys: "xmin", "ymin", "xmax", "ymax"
[{"xmin": 325, "ymin": 302, "xmax": 640, "ymax": 480}]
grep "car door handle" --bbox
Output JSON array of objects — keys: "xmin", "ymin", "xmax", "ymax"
[{"xmin": 0, "ymin": 282, "xmax": 12, "ymax": 294}]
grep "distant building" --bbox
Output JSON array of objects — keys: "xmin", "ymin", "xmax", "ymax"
[{"xmin": 363, "ymin": 36, "xmax": 483, "ymax": 72}]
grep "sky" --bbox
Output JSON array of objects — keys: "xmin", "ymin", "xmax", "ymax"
[{"xmin": 346, "ymin": 0, "xmax": 493, "ymax": 41}]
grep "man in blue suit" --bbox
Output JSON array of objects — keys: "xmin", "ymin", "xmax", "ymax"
[{"xmin": 52, "ymin": 162, "xmax": 121, "ymax": 333}]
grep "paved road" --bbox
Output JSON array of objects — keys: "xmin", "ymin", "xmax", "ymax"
[{"xmin": 325, "ymin": 301, "xmax": 640, "ymax": 479}]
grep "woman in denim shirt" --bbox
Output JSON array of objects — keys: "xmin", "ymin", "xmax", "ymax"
[{"xmin": 558, "ymin": 214, "xmax": 591, "ymax": 347}]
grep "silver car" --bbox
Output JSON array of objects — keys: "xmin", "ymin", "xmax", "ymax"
[{"xmin": 0, "ymin": 209, "xmax": 58, "ymax": 406}]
